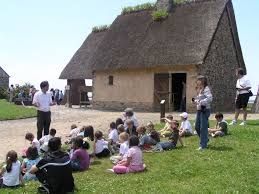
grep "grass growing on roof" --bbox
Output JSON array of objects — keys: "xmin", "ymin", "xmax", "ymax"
[
  {"xmin": 173, "ymin": 0, "xmax": 194, "ymax": 5},
  {"xmin": 152, "ymin": 10, "xmax": 169, "ymax": 21},
  {"xmin": 122, "ymin": 3, "xmax": 155, "ymax": 15},
  {"xmin": 92, "ymin": 25, "xmax": 110, "ymax": 33},
  {"xmin": 0, "ymin": 99, "xmax": 36, "ymax": 120},
  {"xmin": 3, "ymin": 120, "xmax": 259, "ymax": 193}
]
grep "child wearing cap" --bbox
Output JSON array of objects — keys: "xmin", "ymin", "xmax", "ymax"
[
  {"xmin": 179, "ymin": 112, "xmax": 193, "ymax": 137},
  {"xmin": 208, "ymin": 113, "xmax": 228, "ymax": 137},
  {"xmin": 159, "ymin": 115, "xmax": 174, "ymax": 137}
]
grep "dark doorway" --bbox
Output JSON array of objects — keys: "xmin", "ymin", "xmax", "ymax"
[{"xmin": 171, "ymin": 73, "xmax": 186, "ymax": 111}]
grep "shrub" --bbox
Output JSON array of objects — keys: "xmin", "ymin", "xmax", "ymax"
[
  {"xmin": 122, "ymin": 3, "xmax": 155, "ymax": 15},
  {"xmin": 0, "ymin": 87, "xmax": 8, "ymax": 99},
  {"xmin": 152, "ymin": 10, "xmax": 169, "ymax": 21},
  {"xmin": 92, "ymin": 25, "xmax": 110, "ymax": 33}
]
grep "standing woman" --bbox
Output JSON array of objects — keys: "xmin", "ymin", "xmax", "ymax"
[
  {"xmin": 194, "ymin": 76, "xmax": 213, "ymax": 150},
  {"xmin": 229, "ymin": 68, "xmax": 252, "ymax": 126},
  {"xmin": 33, "ymin": 81, "xmax": 55, "ymax": 140}
]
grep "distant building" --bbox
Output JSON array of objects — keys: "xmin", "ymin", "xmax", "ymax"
[
  {"xmin": 0, "ymin": 66, "xmax": 9, "ymax": 89},
  {"xmin": 60, "ymin": 0, "xmax": 246, "ymax": 112}
]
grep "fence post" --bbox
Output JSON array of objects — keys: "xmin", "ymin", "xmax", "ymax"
[{"xmin": 160, "ymin": 100, "xmax": 165, "ymax": 123}]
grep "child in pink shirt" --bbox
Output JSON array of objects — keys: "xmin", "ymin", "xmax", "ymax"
[{"xmin": 111, "ymin": 136, "xmax": 145, "ymax": 174}]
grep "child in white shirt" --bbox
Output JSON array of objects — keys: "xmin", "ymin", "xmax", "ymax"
[
  {"xmin": 25, "ymin": 133, "xmax": 40, "ymax": 154},
  {"xmin": 108, "ymin": 122, "xmax": 119, "ymax": 154},
  {"xmin": 0, "ymin": 150, "xmax": 23, "ymax": 187},
  {"xmin": 179, "ymin": 112, "xmax": 193, "ymax": 137},
  {"xmin": 94, "ymin": 131, "xmax": 110, "ymax": 158},
  {"xmin": 110, "ymin": 132, "xmax": 129, "ymax": 164},
  {"xmin": 69, "ymin": 124, "xmax": 81, "ymax": 139},
  {"xmin": 39, "ymin": 128, "xmax": 56, "ymax": 152}
]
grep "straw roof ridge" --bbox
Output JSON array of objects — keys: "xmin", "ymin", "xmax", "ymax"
[{"xmin": 90, "ymin": 0, "xmax": 229, "ymax": 71}]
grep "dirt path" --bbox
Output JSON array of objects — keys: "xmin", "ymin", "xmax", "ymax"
[{"xmin": 0, "ymin": 106, "xmax": 258, "ymax": 162}]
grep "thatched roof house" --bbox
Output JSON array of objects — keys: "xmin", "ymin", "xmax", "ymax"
[
  {"xmin": 60, "ymin": 0, "xmax": 245, "ymax": 112},
  {"xmin": 0, "ymin": 66, "xmax": 9, "ymax": 89},
  {"xmin": 59, "ymin": 31, "xmax": 107, "ymax": 104}
]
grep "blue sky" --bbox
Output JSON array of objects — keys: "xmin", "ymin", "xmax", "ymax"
[{"xmin": 0, "ymin": 0, "xmax": 258, "ymax": 93}]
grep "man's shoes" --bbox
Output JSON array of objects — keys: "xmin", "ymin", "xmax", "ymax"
[{"xmin": 229, "ymin": 120, "xmax": 237, "ymax": 125}]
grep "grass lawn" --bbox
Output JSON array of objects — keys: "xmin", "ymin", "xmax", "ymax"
[
  {"xmin": 2, "ymin": 120, "xmax": 259, "ymax": 194},
  {"xmin": 0, "ymin": 99, "xmax": 37, "ymax": 120}
]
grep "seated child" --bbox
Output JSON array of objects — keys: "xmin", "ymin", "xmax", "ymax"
[
  {"xmin": 146, "ymin": 121, "xmax": 155, "ymax": 135},
  {"xmin": 21, "ymin": 146, "xmax": 41, "ymax": 181},
  {"xmin": 111, "ymin": 135, "xmax": 145, "ymax": 174},
  {"xmin": 25, "ymin": 132, "xmax": 40, "ymax": 154},
  {"xmin": 115, "ymin": 118, "xmax": 124, "ymax": 129},
  {"xmin": 108, "ymin": 122, "xmax": 119, "ymax": 154},
  {"xmin": 39, "ymin": 128, "xmax": 56, "ymax": 153},
  {"xmin": 110, "ymin": 132, "xmax": 129, "ymax": 164},
  {"xmin": 160, "ymin": 115, "xmax": 174, "ymax": 137},
  {"xmin": 0, "ymin": 150, "xmax": 23, "ymax": 188},
  {"xmin": 94, "ymin": 131, "xmax": 110, "ymax": 158},
  {"xmin": 117, "ymin": 124, "xmax": 125, "ymax": 135},
  {"xmin": 125, "ymin": 119, "xmax": 138, "ymax": 137},
  {"xmin": 137, "ymin": 126, "xmax": 158, "ymax": 150},
  {"xmin": 179, "ymin": 112, "xmax": 193, "ymax": 137},
  {"xmin": 159, "ymin": 120, "xmax": 183, "ymax": 150},
  {"xmin": 77, "ymin": 126, "xmax": 86, "ymax": 137},
  {"xmin": 209, "ymin": 112, "xmax": 228, "ymax": 137},
  {"xmin": 83, "ymin": 125, "xmax": 95, "ymax": 154},
  {"xmin": 70, "ymin": 137, "xmax": 90, "ymax": 171},
  {"xmin": 69, "ymin": 124, "xmax": 80, "ymax": 139}
]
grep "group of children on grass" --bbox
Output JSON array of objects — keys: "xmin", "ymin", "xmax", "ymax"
[{"xmin": 0, "ymin": 108, "xmax": 228, "ymax": 191}]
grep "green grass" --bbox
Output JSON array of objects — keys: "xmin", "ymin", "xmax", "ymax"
[
  {"xmin": 0, "ymin": 99, "xmax": 37, "ymax": 120},
  {"xmin": 92, "ymin": 25, "xmax": 110, "ymax": 33},
  {"xmin": 122, "ymin": 3, "xmax": 155, "ymax": 15},
  {"xmin": 2, "ymin": 120, "xmax": 259, "ymax": 193},
  {"xmin": 152, "ymin": 10, "xmax": 169, "ymax": 21}
]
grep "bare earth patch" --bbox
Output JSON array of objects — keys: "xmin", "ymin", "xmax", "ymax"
[{"xmin": 0, "ymin": 105, "xmax": 258, "ymax": 162}]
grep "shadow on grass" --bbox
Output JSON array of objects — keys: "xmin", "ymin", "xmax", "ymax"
[
  {"xmin": 246, "ymin": 123, "xmax": 259, "ymax": 126},
  {"xmin": 90, "ymin": 160, "xmax": 102, "ymax": 165},
  {"xmin": 208, "ymin": 145, "xmax": 234, "ymax": 152}
]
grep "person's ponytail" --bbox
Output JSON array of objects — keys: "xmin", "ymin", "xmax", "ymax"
[{"xmin": 5, "ymin": 150, "xmax": 18, "ymax": 173}]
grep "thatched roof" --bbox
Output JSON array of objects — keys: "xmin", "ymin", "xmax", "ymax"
[
  {"xmin": 90, "ymin": 0, "xmax": 237, "ymax": 71},
  {"xmin": 0, "ymin": 66, "xmax": 9, "ymax": 78},
  {"xmin": 59, "ymin": 31, "xmax": 107, "ymax": 79}
]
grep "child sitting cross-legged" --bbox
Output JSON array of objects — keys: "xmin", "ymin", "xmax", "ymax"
[
  {"xmin": 39, "ymin": 128, "xmax": 56, "ymax": 153},
  {"xmin": 110, "ymin": 135, "xmax": 145, "ymax": 174},
  {"xmin": 159, "ymin": 115, "xmax": 174, "ymax": 137},
  {"xmin": 70, "ymin": 137, "xmax": 90, "ymax": 171},
  {"xmin": 137, "ymin": 126, "xmax": 159, "ymax": 150},
  {"xmin": 94, "ymin": 131, "xmax": 110, "ymax": 158},
  {"xmin": 159, "ymin": 120, "xmax": 183, "ymax": 150},
  {"xmin": 179, "ymin": 112, "xmax": 193, "ymax": 137},
  {"xmin": 110, "ymin": 132, "xmax": 129, "ymax": 164},
  {"xmin": 209, "ymin": 112, "xmax": 228, "ymax": 137},
  {"xmin": 0, "ymin": 150, "xmax": 23, "ymax": 188},
  {"xmin": 25, "ymin": 132, "xmax": 40, "ymax": 154},
  {"xmin": 108, "ymin": 122, "xmax": 119, "ymax": 154},
  {"xmin": 21, "ymin": 146, "xmax": 41, "ymax": 181}
]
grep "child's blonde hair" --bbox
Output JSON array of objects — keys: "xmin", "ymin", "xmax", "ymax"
[{"xmin": 119, "ymin": 132, "xmax": 129, "ymax": 142}]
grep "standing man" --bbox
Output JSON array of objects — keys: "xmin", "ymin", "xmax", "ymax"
[
  {"xmin": 33, "ymin": 81, "xmax": 55, "ymax": 139},
  {"xmin": 229, "ymin": 68, "xmax": 252, "ymax": 126},
  {"xmin": 8, "ymin": 84, "xmax": 14, "ymax": 102}
]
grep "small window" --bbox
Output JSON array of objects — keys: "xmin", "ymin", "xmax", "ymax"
[{"xmin": 108, "ymin": 75, "xmax": 113, "ymax": 85}]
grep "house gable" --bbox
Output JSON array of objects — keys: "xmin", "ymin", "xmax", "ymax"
[{"xmin": 200, "ymin": 6, "xmax": 241, "ymax": 111}]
